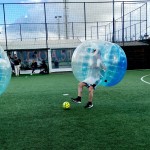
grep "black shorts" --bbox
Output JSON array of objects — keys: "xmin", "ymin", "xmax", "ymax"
[{"xmin": 82, "ymin": 82, "xmax": 97, "ymax": 90}]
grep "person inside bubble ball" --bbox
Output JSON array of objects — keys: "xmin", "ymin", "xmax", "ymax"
[{"xmin": 71, "ymin": 49, "xmax": 106, "ymax": 108}]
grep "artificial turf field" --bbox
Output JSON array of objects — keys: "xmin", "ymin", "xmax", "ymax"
[{"xmin": 0, "ymin": 69, "xmax": 150, "ymax": 150}]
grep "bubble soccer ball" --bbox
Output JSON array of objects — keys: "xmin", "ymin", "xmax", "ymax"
[
  {"xmin": 71, "ymin": 40, "xmax": 127, "ymax": 87},
  {"xmin": 0, "ymin": 46, "xmax": 12, "ymax": 95}
]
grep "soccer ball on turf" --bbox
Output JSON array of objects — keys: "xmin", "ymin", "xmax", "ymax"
[{"xmin": 63, "ymin": 101, "xmax": 70, "ymax": 110}]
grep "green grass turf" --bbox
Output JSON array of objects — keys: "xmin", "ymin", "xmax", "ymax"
[{"xmin": 0, "ymin": 70, "xmax": 150, "ymax": 150}]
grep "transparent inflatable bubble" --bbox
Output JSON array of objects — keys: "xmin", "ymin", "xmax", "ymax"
[
  {"xmin": 0, "ymin": 46, "xmax": 12, "ymax": 95},
  {"xmin": 71, "ymin": 40, "xmax": 127, "ymax": 87}
]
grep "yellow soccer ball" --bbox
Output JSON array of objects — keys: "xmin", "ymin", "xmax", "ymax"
[{"xmin": 63, "ymin": 101, "xmax": 70, "ymax": 110}]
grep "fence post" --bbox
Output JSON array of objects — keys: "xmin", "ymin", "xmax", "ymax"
[
  {"xmin": 2, "ymin": 3, "xmax": 8, "ymax": 50},
  {"xmin": 20, "ymin": 24, "xmax": 22, "ymax": 41},
  {"xmin": 118, "ymin": 30, "xmax": 119, "ymax": 41},
  {"xmin": 72, "ymin": 22, "xmax": 74, "ymax": 39},
  {"xmin": 112, "ymin": 0, "xmax": 115, "ymax": 43},
  {"xmin": 130, "ymin": 12, "xmax": 131, "ymax": 41},
  {"xmin": 134, "ymin": 24, "xmax": 136, "ymax": 40},
  {"xmin": 146, "ymin": 2, "xmax": 148, "ymax": 38},
  {"xmin": 122, "ymin": 2, "xmax": 124, "ymax": 46},
  {"xmin": 44, "ymin": 2, "xmax": 48, "ymax": 48},
  {"xmin": 105, "ymin": 25, "xmax": 106, "ymax": 41},
  {"xmin": 84, "ymin": 2, "xmax": 86, "ymax": 40},
  {"xmin": 64, "ymin": 0, "xmax": 68, "ymax": 39},
  {"xmin": 97, "ymin": 22, "xmax": 99, "ymax": 39},
  {"xmin": 140, "ymin": 7, "xmax": 141, "ymax": 40}
]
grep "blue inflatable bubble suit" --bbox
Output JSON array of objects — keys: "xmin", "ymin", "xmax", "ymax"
[
  {"xmin": 71, "ymin": 40, "xmax": 127, "ymax": 87},
  {"xmin": 0, "ymin": 46, "xmax": 12, "ymax": 95}
]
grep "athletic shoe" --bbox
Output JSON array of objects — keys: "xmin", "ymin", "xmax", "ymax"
[
  {"xmin": 71, "ymin": 97, "xmax": 81, "ymax": 103},
  {"xmin": 84, "ymin": 102, "xmax": 93, "ymax": 108}
]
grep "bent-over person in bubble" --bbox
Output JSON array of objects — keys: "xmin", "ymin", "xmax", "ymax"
[{"xmin": 71, "ymin": 49, "xmax": 106, "ymax": 109}]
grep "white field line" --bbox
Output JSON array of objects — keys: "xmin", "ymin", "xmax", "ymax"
[{"xmin": 141, "ymin": 74, "xmax": 150, "ymax": 85}]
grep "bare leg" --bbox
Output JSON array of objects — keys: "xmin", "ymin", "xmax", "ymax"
[
  {"xmin": 84, "ymin": 86, "xmax": 94, "ymax": 108},
  {"xmin": 71, "ymin": 82, "xmax": 86, "ymax": 103},
  {"xmin": 78, "ymin": 82, "xmax": 86, "ymax": 97},
  {"xmin": 88, "ymin": 86, "xmax": 94, "ymax": 102}
]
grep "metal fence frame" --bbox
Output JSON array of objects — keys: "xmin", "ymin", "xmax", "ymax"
[{"xmin": 0, "ymin": 1, "xmax": 148, "ymax": 49}]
